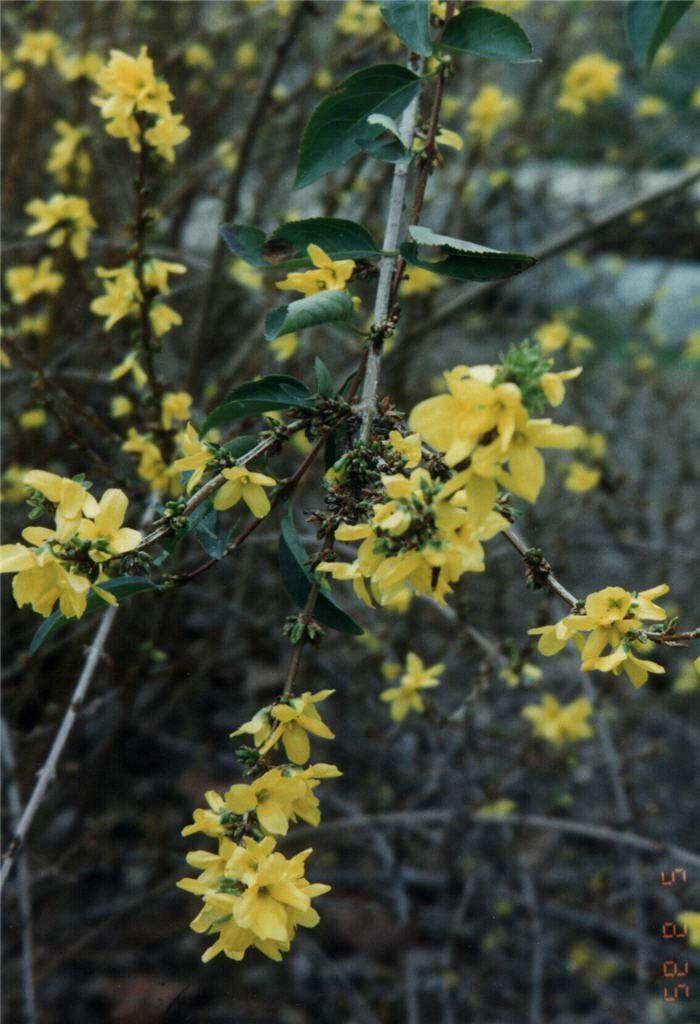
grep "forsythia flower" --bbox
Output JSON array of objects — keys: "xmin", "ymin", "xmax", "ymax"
[
  {"xmin": 467, "ymin": 85, "xmax": 519, "ymax": 142},
  {"xmin": 110, "ymin": 396, "xmax": 133, "ymax": 418},
  {"xmin": 170, "ymin": 424, "xmax": 213, "ymax": 492},
  {"xmin": 232, "ymin": 690, "xmax": 335, "ymax": 765},
  {"xmin": 564, "ymin": 460, "xmax": 600, "ymax": 493},
  {"xmin": 1, "ymin": 476, "xmax": 140, "ymax": 619},
  {"xmin": 161, "ymin": 391, "xmax": 192, "ymax": 430},
  {"xmin": 558, "ymin": 53, "xmax": 621, "ymax": 115},
  {"xmin": 122, "ymin": 428, "xmax": 178, "ymax": 494},
  {"xmin": 400, "ymin": 266, "xmax": 444, "ymax": 296},
  {"xmin": 521, "ymin": 694, "xmax": 593, "ymax": 746},
  {"xmin": 183, "ymin": 43, "xmax": 215, "ymax": 70},
  {"xmin": 380, "ymin": 652, "xmax": 444, "ymax": 721},
  {"xmin": 92, "ymin": 46, "xmax": 189, "ymax": 159},
  {"xmin": 25, "ymin": 194, "xmax": 96, "ymax": 260},
  {"xmin": 336, "ymin": 0, "xmax": 383, "ymax": 36},
  {"xmin": 46, "ymin": 120, "xmax": 91, "ymax": 186},
  {"xmin": 635, "ymin": 95, "xmax": 667, "ymax": 118},
  {"xmin": 19, "ymin": 409, "xmax": 46, "ymax": 429},
  {"xmin": 388, "ymin": 430, "xmax": 421, "ymax": 469},
  {"xmin": 178, "ymin": 835, "xmax": 330, "ymax": 961},
  {"xmin": 91, "ymin": 265, "xmax": 141, "ymax": 330},
  {"xmin": 213, "ymin": 467, "xmax": 276, "ymax": 518},
  {"xmin": 110, "ymin": 350, "xmax": 147, "ymax": 389},
  {"xmin": 5, "ymin": 257, "xmax": 64, "ymax": 304},
  {"xmin": 677, "ymin": 912, "xmax": 700, "ymax": 948},
  {"xmin": 269, "ymin": 332, "xmax": 298, "ymax": 362},
  {"xmin": 14, "ymin": 30, "xmax": 61, "ymax": 67},
  {"xmin": 529, "ymin": 585, "xmax": 670, "ymax": 687},
  {"xmin": 150, "ymin": 302, "xmax": 182, "ymax": 337},
  {"xmin": 276, "ymin": 244, "xmax": 355, "ymax": 296}
]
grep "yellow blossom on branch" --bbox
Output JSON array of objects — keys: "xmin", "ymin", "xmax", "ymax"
[
  {"xmin": 380, "ymin": 652, "xmax": 444, "ymax": 721},
  {"xmin": 76, "ymin": 489, "xmax": 142, "ymax": 562},
  {"xmin": 557, "ymin": 53, "xmax": 621, "ymax": 116},
  {"xmin": 45, "ymin": 120, "xmax": 91, "ymax": 187},
  {"xmin": 467, "ymin": 85, "xmax": 519, "ymax": 142},
  {"xmin": 170, "ymin": 424, "xmax": 213, "ymax": 492},
  {"xmin": 522, "ymin": 694, "xmax": 593, "ymax": 746},
  {"xmin": 25, "ymin": 194, "xmax": 96, "ymax": 260},
  {"xmin": 213, "ymin": 466, "xmax": 276, "ymax": 518},
  {"xmin": 276, "ymin": 244, "xmax": 355, "ymax": 296},
  {"xmin": 91, "ymin": 265, "xmax": 141, "ymax": 330},
  {"xmin": 5, "ymin": 257, "xmax": 64, "ymax": 304},
  {"xmin": 14, "ymin": 30, "xmax": 61, "ymax": 67},
  {"xmin": 160, "ymin": 391, "xmax": 192, "ymax": 430},
  {"xmin": 110, "ymin": 350, "xmax": 147, "ymax": 389},
  {"xmin": 232, "ymin": 690, "xmax": 335, "ymax": 765}
]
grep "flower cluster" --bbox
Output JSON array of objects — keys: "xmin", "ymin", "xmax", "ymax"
[
  {"xmin": 46, "ymin": 120, "xmax": 92, "ymax": 187},
  {"xmin": 530, "ymin": 585, "xmax": 670, "ymax": 687},
  {"xmin": 5, "ymin": 257, "xmax": 64, "ymax": 305},
  {"xmin": 380, "ymin": 652, "xmax": 444, "ymax": 721},
  {"xmin": 179, "ymin": 691, "xmax": 337, "ymax": 961},
  {"xmin": 91, "ymin": 259, "xmax": 186, "ymax": 339},
  {"xmin": 0, "ymin": 471, "xmax": 141, "ymax": 619},
  {"xmin": 467, "ymin": 85, "xmax": 519, "ymax": 142},
  {"xmin": 25, "ymin": 193, "xmax": 96, "ymax": 260},
  {"xmin": 91, "ymin": 46, "xmax": 190, "ymax": 161},
  {"xmin": 557, "ymin": 53, "xmax": 621, "ymax": 116},
  {"xmin": 521, "ymin": 693, "xmax": 593, "ymax": 746}
]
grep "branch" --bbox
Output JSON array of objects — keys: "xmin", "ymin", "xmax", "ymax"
[
  {"xmin": 0, "ymin": 605, "xmax": 118, "ymax": 893},
  {"xmin": 395, "ymin": 167, "xmax": 700, "ymax": 354}
]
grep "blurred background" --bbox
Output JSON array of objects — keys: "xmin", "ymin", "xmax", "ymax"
[{"xmin": 2, "ymin": 1, "xmax": 700, "ymax": 1021}]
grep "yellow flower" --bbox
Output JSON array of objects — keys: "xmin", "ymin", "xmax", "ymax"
[
  {"xmin": 380, "ymin": 652, "xmax": 443, "ymax": 721},
  {"xmin": 224, "ymin": 769, "xmax": 308, "ymax": 835},
  {"xmin": 25, "ymin": 194, "xmax": 96, "ymax": 260},
  {"xmin": 1, "ymin": 466, "xmax": 32, "ymax": 504},
  {"xmin": 0, "ymin": 544, "xmax": 92, "ymax": 619},
  {"xmin": 677, "ymin": 912, "xmax": 700, "ymax": 948},
  {"xmin": 336, "ymin": 0, "xmax": 382, "ymax": 36},
  {"xmin": 91, "ymin": 265, "xmax": 141, "ymax": 330},
  {"xmin": 2, "ymin": 65, "xmax": 25, "ymax": 92},
  {"xmin": 230, "ymin": 259, "xmax": 263, "ymax": 290},
  {"xmin": 232, "ymin": 691, "xmax": 335, "ymax": 765},
  {"xmin": 269, "ymin": 332, "xmax": 298, "ymax": 362},
  {"xmin": 110, "ymin": 395, "xmax": 133, "ymax": 418},
  {"xmin": 558, "ymin": 53, "xmax": 621, "ymax": 116},
  {"xmin": 46, "ymin": 120, "xmax": 91, "ymax": 186},
  {"xmin": 161, "ymin": 391, "xmax": 192, "ymax": 430},
  {"xmin": 276, "ymin": 244, "xmax": 355, "ymax": 296},
  {"xmin": 184, "ymin": 43, "xmax": 214, "ymax": 70},
  {"xmin": 122, "ymin": 428, "xmax": 177, "ymax": 494},
  {"xmin": 144, "ymin": 112, "xmax": 190, "ymax": 162},
  {"xmin": 170, "ymin": 424, "xmax": 212, "ymax": 492},
  {"xmin": 314, "ymin": 68, "xmax": 332, "ymax": 90},
  {"xmin": 5, "ymin": 257, "xmax": 64, "ymax": 305},
  {"xmin": 77, "ymin": 488, "xmax": 142, "ymax": 562},
  {"xmin": 534, "ymin": 319, "xmax": 570, "ymax": 353},
  {"xmin": 540, "ymin": 367, "xmax": 582, "ymax": 407},
  {"xmin": 388, "ymin": 430, "xmax": 421, "ymax": 469},
  {"xmin": 110, "ymin": 350, "xmax": 147, "ymax": 389},
  {"xmin": 529, "ymin": 584, "xmax": 669, "ymax": 687},
  {"xmin": 522, "ymin": 694, "xmax": 593, "ymax": 746},
  {"xmin": 150, "ymin": 302, "xmax": 182, "ymax": 337},
  {"xmin": 400, "ymin": 267, "xmax": 443, "ymax": 296},
  {"xmin": 23, "ymin": 469, "xmax": 99, "ymax": 540},
  {"xmin": 467, "ymin": 85, "xmax": 519, "ymax": 142},
  {"xmin": 634, "ymin": 95, "xmax": 667, "ymax": 118},
  {"xmin": 55, "ymin": 50, "xmax": 102, "ymax": 82},
  {"xmin": 234, "ymin": 42, "xmax": 256, "ymax": 70},
  {"xmin": 213, "ymin": 467, "xmax": 276, "ymax": 517},
  {"xmin": 672, "ymin": 659, "xmax": 700, "ymax": 694},
  {"xmin": 477, "ymin": 799, "xmax": 516, "ymax": 817},
  {"xmin": 435, "ymin": 127, "xmax": 463, "ymax": 151},
  {"xmin": 142, "ymin": 258, "xmax": 187, "ymax": 294},
  {"xmin": 19, "ymin": 409, "xmax": 46, "ymax": 430},
  {"xmin": 14, "ymin": 30, "xmax": 61, "ymax": 67},
  {"xmin": 564, "ymin": 461, "xmax": 600, "ymax": 493}
]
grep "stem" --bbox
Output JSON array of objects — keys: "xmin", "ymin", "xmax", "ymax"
[
  {"xmin": 132, "ymin": 126, "xmax": 163, "ymax": 424},
  {"xmin": 358, "ymin": 53, "xmax": 425, "ymax": 442},
  {"xmin": 0, "ymin": 605, "xmax": 118, "ymax": 893}
]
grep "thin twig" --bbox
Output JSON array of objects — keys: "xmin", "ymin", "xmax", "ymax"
[
  {"xmin": 0, "ymin": 605, "xmax": 118, "ymax": 892},
  {"xmin": 519, "ymin": 860, "xmax": 544, "ymax": 1024}
]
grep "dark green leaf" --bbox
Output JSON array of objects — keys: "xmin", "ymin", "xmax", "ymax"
[
  {"xmin": 294, "ymin": 64, "xmax": 421, "ymax": 189},
  {"xmin": 440, "ymin": 6, "xmax": 535, "ymax": 62},
  {"xmin": 400, "ymin": 225, "xmax": 536, "ymax": 281},
  {"xmin": 192, "ymin": 508, "xmax": 227, "ymax": 560},
  {"xmin": 380, "ymin": 1, "xmax": 433, "ymax": 56},
  {"xmin": 314, "ymin": 357, "xmax": 335, "ymax": 398},
  {"xmin": 202, "ymin": 377, "xmax": 315, "ymax": 433},
  {"xmin": 356, "ymin": 135, "xmax": 411, "ymax": 163},
  {"xmin": 29, "ymin": 577, "xmax": 159, "ymax": 655},
  {"xmin": 625, "ymin": 0, "xmax": 692, "ymax": 67},
  {"xmin": 278, "ymin": 513, "xmax": 363, "ymax": 635},
  {"xmin": 265, "ymin": 290, "xmax": 355, "ymax": 341},
  {"xmin": 220, "ymin": 217, "xmax": 382, "ymax": 270}
]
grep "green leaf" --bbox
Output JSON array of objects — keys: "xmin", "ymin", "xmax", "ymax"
[
  {"xmin": 265, "ymin": 290, "xmax": 354, "ymax": 341},
  {"xmin": 380, "ymin": 1, "xmax": 433, "ymax": 56},
  {"xmin": 294, "ymin": 64, "xmax": 421, "ymax": 189},
  {"xmin": 29, "ymin": 577, "xmax": 159, "ymax": 655},
  {"xmin": 400, "ymin": 225, "xmax": 536, "ymax": 281},
  {"xmin": 202, "ymin": 376, "xmax": 315, "ymax": 434},
  {"xmin": 192, "ymin": 507, "xmax": 228, "ymax": 560},
  {"xmin": 220, "ymin": 217, "xmax": 382, "ymax": 270},
  {"xmin": 278, "ymin": 513, "xmax": 363, "ymax": 635},
  {"xmin": 314, "ymin": 356, "xmax": 335, "ymax": 398},
  {"xmin": 625, "ymin": 0, "xmax": 692, "ymax": 67},
  {"xmin": 440, "ymin": 6, "xmax": 535, "ymax": 62},
  {"xmin": 356, "ymin": 134, "xmax": 411, "ymax": 163}
]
